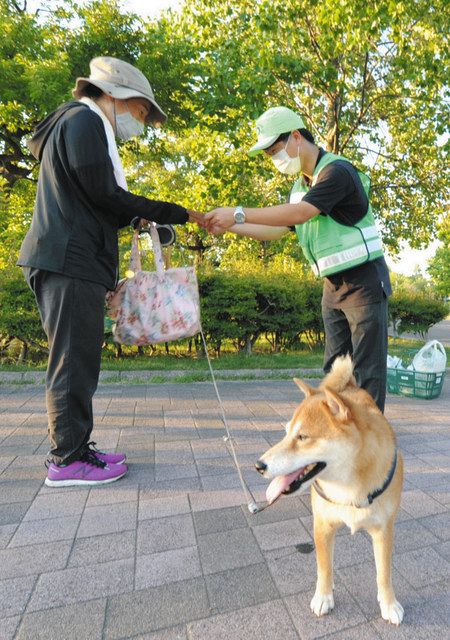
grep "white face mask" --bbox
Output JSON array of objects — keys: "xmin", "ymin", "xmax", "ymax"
[
  {"xmin": 271, "ymin": 136, "xmax": 301, "ymax": 175},
  {"xmin": 115, "ymin": 109, "xmax": 145, "ymax": 141}
]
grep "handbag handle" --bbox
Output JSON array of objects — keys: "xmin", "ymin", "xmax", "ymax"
[
  {"xmin": 149, "ymin": 222, "xmax": 165, "ymax": 279},
  {"xmin": 129, "ymin": 230, "xmax": 142, "ymax": 273},
  {"xmin": 128, "ymin": 221, "xmax": 165, "ymax": 279}
]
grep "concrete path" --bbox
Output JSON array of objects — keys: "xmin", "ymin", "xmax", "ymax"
[{"xmin": 0, "ymin": 377, "xmax": 448, "ymax": 639}]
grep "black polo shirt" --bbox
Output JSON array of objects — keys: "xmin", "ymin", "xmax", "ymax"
[{"xmin": 298, "ymin": 149, "xmax": 391, "ymax": 308}]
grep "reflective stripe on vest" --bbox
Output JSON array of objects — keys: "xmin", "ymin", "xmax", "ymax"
[{"xmin": 291, "ymin": 153, "xmax": 384, "ymax": 277}]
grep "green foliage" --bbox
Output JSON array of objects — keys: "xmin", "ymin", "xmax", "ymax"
[
  {"xmin": 427, "ymin": 215, "xmax": 450, "ymax": 299},
  {"xmin": 197, "ymin": 269, "xmax": 324, "ymax": 354},
  {"xmin": 0, "ymin": 269, "xmax": 45, "ymax": 362},
  {"xmin": 1, "ymin": 0, "xmax": 448, "ymax": 350},
  {"xmin": 389, "ymin": 289, "xmax": 449, "ymax": 339}
]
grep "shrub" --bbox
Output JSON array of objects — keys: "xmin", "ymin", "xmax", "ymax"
[
  {"xmin": 0, "ymin": 270, "xmax": 45, "ymax": 362},
  {"xmin": 389, "ymin": 290, "xmax": 449, "ymax": 340}
]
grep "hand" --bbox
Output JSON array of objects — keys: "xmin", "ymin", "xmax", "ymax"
[
  {"xmin": 204, "ymin": 207, "xmax": 235, "ymax": 231},
  {"xmin": 187, "ymin": 209, "xmax": 207, "ymax": 227}
]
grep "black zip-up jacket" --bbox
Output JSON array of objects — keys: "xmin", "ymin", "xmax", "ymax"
[{"xmin": 17, "ymin": 101, "xmax": 188, "ymax": 289}]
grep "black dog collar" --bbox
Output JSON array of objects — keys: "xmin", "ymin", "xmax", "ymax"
[{"xmin": 313, "ymin": 449, "xmax": 398, "ymax": 509}]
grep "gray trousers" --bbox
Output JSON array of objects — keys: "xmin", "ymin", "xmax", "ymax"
[
  {"xmin": 322, "ymin": 294, "xmax": 389, "ymax": 412},
  {"xmin": 24, "ymin": 268, "xmax": 106, "ymax": 464}
]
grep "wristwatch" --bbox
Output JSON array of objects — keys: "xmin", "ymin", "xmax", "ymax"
[{"xmin": 233, "ymin": 206, "xmax": 246, "ymax": 224}]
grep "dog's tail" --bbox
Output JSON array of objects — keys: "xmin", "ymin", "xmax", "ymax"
[{"xmin": 319, "ymin": 354, "xmax": 356, "ymax": 393}]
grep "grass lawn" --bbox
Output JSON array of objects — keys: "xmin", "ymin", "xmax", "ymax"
[{"xmin": 1, "ymin": 337, "xmax": 446, "ymax": 373}]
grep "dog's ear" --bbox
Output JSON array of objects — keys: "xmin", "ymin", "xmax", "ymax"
[
  {"xmin": 293, "ymin": 378, "xmax": 317, "ymax": 397},
  {"xmin": 323, "ymin": 387, "xmax": 350, "ymax": 422}
]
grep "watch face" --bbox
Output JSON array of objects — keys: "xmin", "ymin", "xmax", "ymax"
[{"xmin": 234, "ymin": 209, "xmax": 245, "ymax": 223}]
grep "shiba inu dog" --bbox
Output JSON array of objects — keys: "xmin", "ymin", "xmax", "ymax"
[{"xmin": 255, "ymin": 355, "xmax": 404, "ymax": 625}]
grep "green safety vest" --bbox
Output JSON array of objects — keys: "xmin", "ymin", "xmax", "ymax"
[{"xmin": 292, "ymin": 153, "xmax": 384, "ymax": 277}]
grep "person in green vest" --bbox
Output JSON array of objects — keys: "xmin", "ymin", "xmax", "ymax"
[{"xmin": 205, "ymin": 106, "xmax": 392, "ymax": 412}]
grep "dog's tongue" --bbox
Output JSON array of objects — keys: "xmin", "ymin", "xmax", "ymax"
[{"xmin": 266, "ymin": 468, "xmax": 304, "ymax": 505}]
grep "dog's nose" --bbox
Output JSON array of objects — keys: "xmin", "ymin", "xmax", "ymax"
[{"xmin": 255, "ymin": 460, "xmax": 267, "ymax": 474}]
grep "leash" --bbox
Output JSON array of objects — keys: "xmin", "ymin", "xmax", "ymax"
[
  {"xmin": 198, "ymin": 326, "xmax": 262, "ymax": 514},
  {"xmin": 139, "ymin": 222, "xmax": 264, "ymax": 515}
]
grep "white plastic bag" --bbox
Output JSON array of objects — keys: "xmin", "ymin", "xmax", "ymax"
[
  {"xmin": 410, "ymin": 340, "xmax": 447, "ymax": 373},
  {"xmin": 387, "ymin": 355, "xmax": 403, "ymax": 369}
]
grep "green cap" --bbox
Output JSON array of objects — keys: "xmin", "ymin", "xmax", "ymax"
[{"xmin": 248, "ymin": 106, "xmax": 306, "ymax": 156}]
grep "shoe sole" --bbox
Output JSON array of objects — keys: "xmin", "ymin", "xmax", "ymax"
[{"xmin": 44, "ymin": 470, "xmax": 128, "ymax": 487}]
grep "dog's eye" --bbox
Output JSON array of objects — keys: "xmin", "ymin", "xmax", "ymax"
[{"xmin": 298, "ymin": 434, "xmax": 309, "ymax": 441}]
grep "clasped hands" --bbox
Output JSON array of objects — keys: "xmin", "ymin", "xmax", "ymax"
[{"xmin": 188, "ymin": 207, "xmax": 236, "ymax": 235}]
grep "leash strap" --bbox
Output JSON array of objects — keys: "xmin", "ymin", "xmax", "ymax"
[{"xmin": 199, "ymin": 326, "xmax": 259, "ymax": 513}]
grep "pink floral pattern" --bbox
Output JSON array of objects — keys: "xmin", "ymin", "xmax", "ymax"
[{"xmin": 106, "ymin": 225, "xmax": 201, "ymax": 345}]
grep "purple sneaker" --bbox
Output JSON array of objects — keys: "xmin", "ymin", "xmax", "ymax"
[
  {"xmin": 86, "ymin": 441, "xmax": 126, "ymax": 465},
  {"xmin": 45, "ymin": 451, "xmax": 128, "ymax": 487}
]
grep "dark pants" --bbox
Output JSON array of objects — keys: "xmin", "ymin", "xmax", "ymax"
[
  {"xmin": 322, "ymin": 294, "xmax": 388, "ymax": 412},
  {"xmin": 24, "ymin": 268, "xmax": 106, "ymax": 464}
]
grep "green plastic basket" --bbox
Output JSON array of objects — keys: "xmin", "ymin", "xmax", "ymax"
[{"xmin": 387, "ymin": 367, "xmax": 446, "ymax": 399}]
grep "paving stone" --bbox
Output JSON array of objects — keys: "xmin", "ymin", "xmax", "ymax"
[
  {"xmin": 140, "ymin": 477, "xmax": 201, "ymax": 497},
  {"xmin": 284, "ymin": 582, "xmax": 366, "ymax": 640},
  {"xmin": 129, "ymin": 628, "xmax": 187, "ymax": 640},
  {"xmin": 322, "ymin": 622, "xmax": 382, "ymax": 639},
  {"xmin": 137, "ymin": 513, "xmax": 196, "ymax": 555},
  {"xmin": 400, "ymin": 489, "xmax": 447, "ymax": 518},
  {"xmin": 68, "ymin": 530, "xmax": 136, "ymax": 567},
  {"xmin": 138, "ymin": 494, "xmax": 190, "ymax": 521},
  {"xmin": 393, "ymin": 518, "xmax": 440, "ymax": 553},
  {"xmin": 371, "ymin": 598, "xmax": 448, "ymax": 639},
  {"xmin": 77, "ymin": 501, "xmax": 137, "ymax": 538},
  {"xmin": 0, "ymin": 524, "xmax": 16, "ymax": 549},
  {"xmin": 104, "ymin": 578, "xmax": 210, "ymax": 639},
  {"xmin": 27, "ymin": 558, "xmax": 134, "ymax": 612},
  {"xmin": 417, "ymin": 512, "xmax": 450, "ymax": 541},
  {"xmin": 0, "ymin": 377, "xmax": 448, "ymax": 640},
  {"xmin": 187, "ymin": 600, "xmax": 299, "ymax": 640},
  {"xmin": 0, "ymin": 575, "xmax": 36, "ymax": 617},
  {"xmin": 155, "ymin": 460, "xmax": 198, "ymax": 481},
  {"xmin": 193, "ymin": 506, "xmax": 248, "ymax": 535},
  {"xmin": 0, "ymin": 540, "xmax": 71, "ymax": 579},
  {"xmin": 337, "ymin": 561, "xmax": 413, "ymax": 620},
  {"xmin": 197, "ymin": 527, "xmax": 263, "ymax": 575},
  {"xmin": 8, "ymin": 514, "xmax": 80, "ymax": 548},
  {"xmin": 0, "ymin": 480, "xmax": 41, "ymax": 505},
  {"xmin": 264, "ymin": 545, "xmax": 319, "ymax": 596},
  {"xmin": 190, "ymin": 440, "xmax": 229, "ymax": 459},
  {"xmin": 86, "ymin": 485, "xmax": 139, "ymax": 507},
  {"xmin": 16, "ymin": 598, "xmax": 106, "ymax": 639},
  {"xmin": 252, "ymin": 517, "xmax": 312, "ymax": 551},
  {"xmin": 393, "ymin": 546, "xmax": 450, "ymax": 589},
  {"xmin": 205, "ymin": 562, "xmax": 278, "ymax": 613},
  {"xmin": 23, "ymin": 490, "xmax": 88, "ymax": 521},
  {"xmin": 0, "ymin": 502, "xmax": 30, "ymax": 526},
  {"xmin": 0, "ymin": 456, "xmax": 14, "ymax": 474},
  {"xmin": 190, "ymin": 487, "xmax": 264, "ymax": 513},
  {"xmin": 0, "ymin": 614, "xmax": 21, "ymax": 640},
  {"xmin": 433, "ymin": 539, "xmax": 450, "ymax": 561},
  {"xmin": 243, "ymin": 495, "xmax": 311, "ymax": 526},
  {"xmin": 135, "ymin": 546, "xmax": 201, "ymax": 589}
]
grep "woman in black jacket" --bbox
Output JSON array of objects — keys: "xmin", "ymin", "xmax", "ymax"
[{"xmin": 18, "ymin": 56, "xmax": 203, "ymax": 487}]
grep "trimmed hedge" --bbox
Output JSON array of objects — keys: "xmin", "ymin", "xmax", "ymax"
[
  {"xmin": 1, "ymin": 268, "xmax": 447, "ymax": 362},
  {"xmin": 197, "ymin": 271, "xmax": 324, "ymax": 355}
]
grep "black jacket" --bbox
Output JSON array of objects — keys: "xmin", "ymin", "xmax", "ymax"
[{"xmin": 18, "ymin": 101, "xmax": 188, "ymax": 289}]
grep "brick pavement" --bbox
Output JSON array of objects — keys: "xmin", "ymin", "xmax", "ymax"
[{"xmin": 0, "ymin": 376, "xmax": 448, "ymax": 639}]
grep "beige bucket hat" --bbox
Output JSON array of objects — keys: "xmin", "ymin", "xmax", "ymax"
[{"xmin": 73, "ymin": 56, "xmax": 167, "ymax": 125}]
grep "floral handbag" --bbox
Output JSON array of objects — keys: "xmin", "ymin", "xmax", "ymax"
[{"xmin": 106, "ymin": 223, "xmax": 201, "ymax": 345}]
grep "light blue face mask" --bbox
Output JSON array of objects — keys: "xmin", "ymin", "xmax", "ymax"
[{"xmin": 115, "ymin": 109, "xmax": 145, "ymax": 141}]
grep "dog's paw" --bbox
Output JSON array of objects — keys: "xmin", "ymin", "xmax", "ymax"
[
  {"xmin": 310, "ymin": 591, "xmax": 335, "ymax": 616},
  {"xmin": 380, "ymin": 599, "xmax": 404, "ymax": 625}
]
